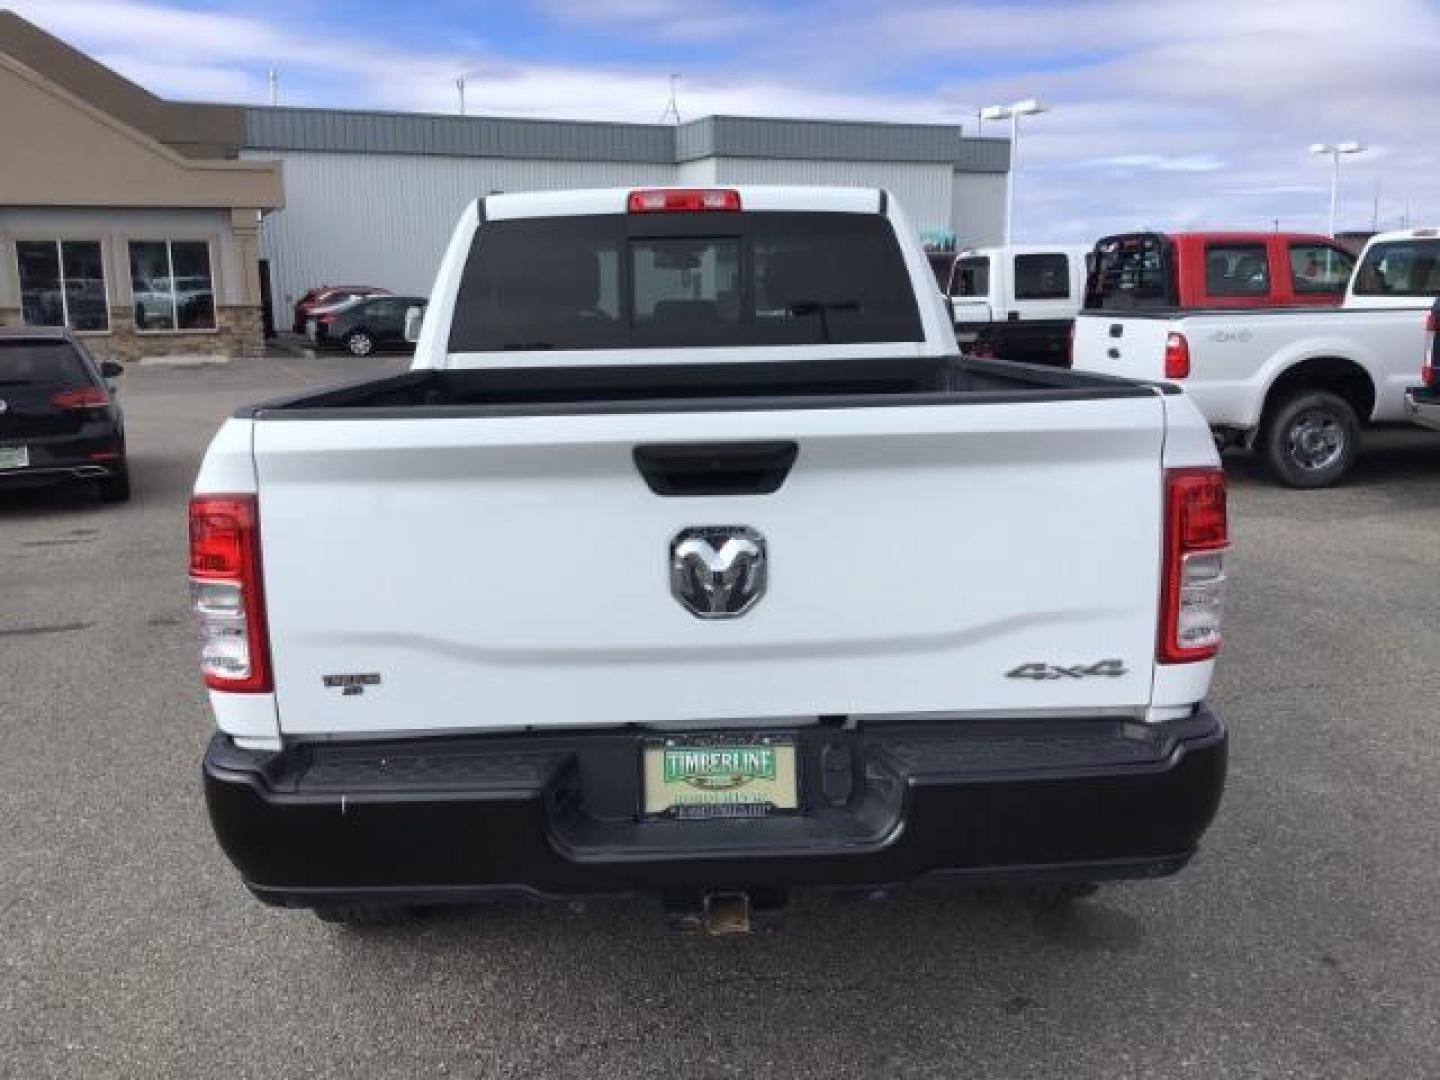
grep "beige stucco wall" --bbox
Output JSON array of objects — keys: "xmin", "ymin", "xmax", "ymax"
[{"xmin": 0, "ymin": 55, "xmax": 280, "ymax": 211}]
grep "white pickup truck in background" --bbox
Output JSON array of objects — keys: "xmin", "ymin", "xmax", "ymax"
[
  {"xmin": 194, "ymin": 186, "xmax": 1228, "ymax": 929},
  {"xmin": 1072, "ymin": 227, "xmax": 1440, "ymax": 487},
  {"xmin": 935, "ymin": 244, "xmax": 1090, "ymax": 366}
]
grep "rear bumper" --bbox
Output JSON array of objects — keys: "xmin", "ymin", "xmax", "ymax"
[
  {"xmin": 0, "ymin": 432, "xmax": 125, "ymax": 490},
  {"xmin": 204, "ymin": 706, "xmax": 1227, "ymax": 908},
  {"xmin": 1405, "ymin": 387, "xmax": 1440, "ymax": 431}
]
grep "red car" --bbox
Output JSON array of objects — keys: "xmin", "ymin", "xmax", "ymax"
[
  {"xmin": 1086, "ymin": 231, "xmax": 1356, "ymax": 311},
  {"xmin": 291, "ymin": 285, "xmax": 389, "ymax": 334}
]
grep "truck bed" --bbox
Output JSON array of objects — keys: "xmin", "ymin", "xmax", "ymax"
[{"xmin": 237, "ymin": 356, "xmax": 1169, "ymax": 421}]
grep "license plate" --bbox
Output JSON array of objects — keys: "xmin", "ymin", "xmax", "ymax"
[
  {"xmin": 0, "ymin": 446, "xmax": 29, "ymax": 470},
  {"xmin": 643, "ymin": 735, "xmax": 799, "ymax": 819}
]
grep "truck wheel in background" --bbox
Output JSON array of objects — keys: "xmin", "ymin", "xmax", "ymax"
[
  {"xmin": 312, "ymin": 903, "xmax": 417, "ymax": 926},
  {"xmin": 344, "ymin": 330, "xmax": 375, "ymax": 357},
  {"xmin": 1259, "ymin": 389, "xmax": 1360, "ymax": 488}
]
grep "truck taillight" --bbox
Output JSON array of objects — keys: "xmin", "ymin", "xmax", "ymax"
[
  {"xmin": 1159, "ymin": 468, "xmax": 1227, "ymax": 664},
  {"xmin": 189, "ymin": 494, "xmax": 271, "ymax": 693},
  {"xmin": 627, "ymin": 188, "xmax": 741, "ymax": 213},
  {"xmin": 1164, "ymin": 331, "xmax": 1190, "ymax": 380},
  {"xmin": 1424, "ymin": 307, "xmax": 1437, "ymax": 387}
]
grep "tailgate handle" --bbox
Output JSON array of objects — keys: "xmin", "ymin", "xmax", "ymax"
[
  {"xmin": 634, "ymin": 442, "xmax": 798, "ymax": 497},
  {"xmin": 1109, "ymin": 323, "xmax": 1124, "ymax": 337}
]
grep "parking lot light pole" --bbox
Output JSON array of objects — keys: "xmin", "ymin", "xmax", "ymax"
[
  {"xmin": 982, "ymin": 100, "xmax": 1048, "ymax": 246},
  {"xmin": 1309, "ymin": 141, "xmax": 1366, "ymax": 236}
]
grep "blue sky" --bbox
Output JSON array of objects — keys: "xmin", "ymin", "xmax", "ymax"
[{"xmin": 12, "ymin": 0, "xmax": 1440, "ymax": 240}]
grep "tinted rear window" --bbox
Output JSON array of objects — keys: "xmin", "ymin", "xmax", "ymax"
[
  {"xmin": 448, "ymin": 212, "xmax": 923, "ymax": 352},
  {"xmin": 1014, "ymin": 253, "xmax": 1071, "ymax": 300},
  {"xmin": 1085, "ymin": 234, "xmax": 1176, "ymax": 309},
  {"xmin": 0, "ymin": 341, "xmax": 91, "ymax": 386},
  {"xmin": 951, "ymin": 256, "xmax": 990, "ymax": 298},
  {"xmin": 1353, "ymin": 239, "xmax": 1440, "ymax": 297}
]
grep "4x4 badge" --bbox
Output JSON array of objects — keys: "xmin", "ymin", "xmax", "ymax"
[{"xmin": 1006, "ymin": 660, "xmax": 1128, "ymax": 681}]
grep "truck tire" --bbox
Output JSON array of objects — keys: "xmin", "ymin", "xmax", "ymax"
[
  {"xmin": 1259, "ymin": 389, "xmax": 1360, "ymax": 488},
  {"xmin": 311, "ymin": 903, "xmax": 416, "ymax": 926},
  {"xmin": 344, "ymin": 330, "xmax": 375, "ymax": 357}
]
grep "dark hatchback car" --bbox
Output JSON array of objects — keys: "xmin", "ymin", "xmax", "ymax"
[
  {"xmin": 0, "ymin": 327, "xmax": 129, "ymax": 502},
  {"xmin": 308, "ymin": 295, "xmax": 427, "ymax": 356}
]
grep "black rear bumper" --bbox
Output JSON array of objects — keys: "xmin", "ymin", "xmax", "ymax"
[{"xmin": 204, "ymin": 707, "xmax": 1226, "ymax": 908}]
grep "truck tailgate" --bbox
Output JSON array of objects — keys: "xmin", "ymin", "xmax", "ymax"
[
  {"xmin": 253, "ymin": 398, "xmax": 1167, "ymax": 736},
  {"xmin": 1072, "ymin": 315, "xmax": 1173, "ymax": 381}
]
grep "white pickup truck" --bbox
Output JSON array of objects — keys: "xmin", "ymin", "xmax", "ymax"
[
  {"xmin": 937, "ymin": 244, "xmax": 1090, "ymax": 366},
  {"xmin": 195, "ymin": 186, "xmax": 1228, "ymax": 928},
  {"xmin": 1072, "ymin": 227, "xmax": 1440, "ymax": 487}
]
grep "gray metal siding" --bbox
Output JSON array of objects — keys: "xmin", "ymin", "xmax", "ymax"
[
  {"xmin": 245, "ymin": 108, "xmax": 1003, "ymax": 171},
  {"xmin": 953, "ymin": 138, "xmax": 1011, "ymax": 174},
  {"xmin": 245, "ymin": 108, "xmax": 674, "ymax": 163},
  {"xmin": 247, "ymin": 150, "xmax": 676, "ymax": 325},
  {"xmin": 690, "ymin": 116, "xmax": 969, "ymax": 165}
]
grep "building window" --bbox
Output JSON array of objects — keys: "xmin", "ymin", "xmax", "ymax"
[
  {"xmin": 16, "ymin": 240, "xmax": 109, "ymax": 332},
  {"xmin": 128, "ymin": 240, "xmax": 216, "ymax": 331}
]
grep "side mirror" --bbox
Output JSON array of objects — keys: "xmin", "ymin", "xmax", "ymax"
[
  {"xmin": 100, "ymin": 360, "xmax": 124, "ymax": 378},
  {"xmin": 403, "ymin": 306, "xmax": 424, "ymax": 344}
]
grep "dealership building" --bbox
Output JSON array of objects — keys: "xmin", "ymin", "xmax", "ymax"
[{"xmin": 0, "ymin": 12, "xmax": 1010, "ymax": 359}]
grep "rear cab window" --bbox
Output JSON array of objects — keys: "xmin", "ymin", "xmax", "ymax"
[
  {"xmin": 1084, "ymin": 234, "xmax": 1175, "ymax": 309},
  {"xmin": 1288, "ymin": 243, "xmax": 1354, "ymax": 295},
  {"xmin": 1013, "ymin": 253, "xmax": 1070, "ymax": 300},
  {"xmin": 0, "ymin": 340, "xmax": 93, "ymax": 387},
  {"xmin": 950, "ymin": 256, "xmax": 990, "ymax": 298},
  {"xmin": 1203, "ymin": 243, "xmax": 1271, "ymax": 297},
  {"xmin": 1353, "ymin": 239, "xmax": 1440, "ymax": 297},
  {"xmin": 448, "ymin": 212, "xmax": 923, "ymax": 352}
]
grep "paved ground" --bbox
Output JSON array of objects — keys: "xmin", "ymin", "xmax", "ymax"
[{"xmin": 2, "ymin": 354, "xmax": 1438, "ymax": 1079}]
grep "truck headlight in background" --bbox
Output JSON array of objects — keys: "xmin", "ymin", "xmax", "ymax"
[{"xmin": 1159, "ymin": 468, "xmax": 1227, "ymax": 663}]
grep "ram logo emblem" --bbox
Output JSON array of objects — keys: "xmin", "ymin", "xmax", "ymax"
[{"xmin": 670, "ymin": 526, "xmax": 767, "ymax": 619}]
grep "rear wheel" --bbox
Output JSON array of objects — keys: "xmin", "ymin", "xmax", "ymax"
[
  {"xmin": 1259, "ymin": 389, "xmax": 1360, "ymax": 489},
  {"xmin": 97, "ymin": 467, "xmax": 131, "ymax": 503},
  {"xmin": 311, "ymin": 903, "xmax": 416, "ymax": 926},
  {"xmin": 344, "ymin": 330, "xmax": 375, "ymax": 357}
]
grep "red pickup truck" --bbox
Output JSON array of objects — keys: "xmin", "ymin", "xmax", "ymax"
[{"xmin": 1085, "ymin": 231, "xmax": 1356, "ymax": 311}]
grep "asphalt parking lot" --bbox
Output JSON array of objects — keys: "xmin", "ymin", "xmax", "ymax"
[{"xmin": 2, "ymin": 354, "xmax": 1438, "ymax": 1079}]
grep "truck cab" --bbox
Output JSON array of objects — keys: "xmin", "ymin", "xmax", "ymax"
[
  {"xmin": 1086, "ymin": 231, "xmax": 1355, "ymax": 312},
  {"xmin": 938, "ymin": 244, "xmax": 1090, "ymax": 366},
  {"xmin": 1346, "ymin": 227, "xmax": 1440, "ymax": 310}
]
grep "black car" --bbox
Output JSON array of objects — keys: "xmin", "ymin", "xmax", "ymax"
[
  {"xmin": 308, "ymin": 295, "xmax": 427, "ymax": 356},
  {"xmin": 0, "ymin": 327, "xmax": 129, "ymax": 502}
]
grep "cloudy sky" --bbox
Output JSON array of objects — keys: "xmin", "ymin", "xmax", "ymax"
[{"xmin": 11, "ymin": 0, "xmax": 1439, "ymax": 240}]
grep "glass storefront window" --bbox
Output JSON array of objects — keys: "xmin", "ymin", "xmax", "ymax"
[
  {"xmin": 129, "ymin": 240, "xmax": 216, "ymax": 331},
  {"xmin": 16, "ymin": 240, "xmax": 109, "ymax": 332}
]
